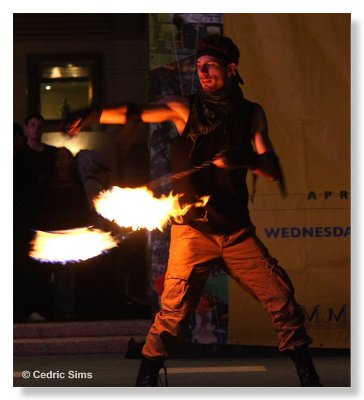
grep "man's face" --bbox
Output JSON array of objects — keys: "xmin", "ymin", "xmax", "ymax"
[
  {"xmin": 196, "ymin": 55, "xmax": 231, "ymax": 93},
  {"xmin": 24, "ymin": 117, "xmax": 44, "ymax": 142}
]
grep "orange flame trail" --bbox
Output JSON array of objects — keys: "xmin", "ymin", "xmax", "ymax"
[
  {"xmin": 29, "ymin": 186, "xmax": 209, "ymax": 263},
  {"xmin": 30, "ymin": 227, "xmax": 119, "ymax": 264},
  {"xmin": 94, "ymin": 186, "xmax": 209, "ymax": 231}
]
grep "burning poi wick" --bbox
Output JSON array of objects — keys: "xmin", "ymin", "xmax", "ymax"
[
  {"xmin": 93, "ymin": 186, "xmax": 209, "ymax": 232},
  {"xmin": 29, "ymin": 227, "xmax": 120, "ymax": 264},
  {"xmin": 30, "ymin": 186, "xmax": 209, "ymax": 264}
]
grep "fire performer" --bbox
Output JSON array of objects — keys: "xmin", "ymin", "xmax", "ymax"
[{"xmin": 63, "ymin": 35, "xmax": 322, "ymax": 387}]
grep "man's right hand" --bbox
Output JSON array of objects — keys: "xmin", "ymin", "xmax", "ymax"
[{"xmin": 61, "ymin": 107, "xmax": 102, "ymax": 136}]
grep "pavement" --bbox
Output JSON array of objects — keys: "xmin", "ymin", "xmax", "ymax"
[
  {"xmin": 13, "ymin": 320, "xmax": 352, "ymax": 396},
  {"xmin": 13, "ymin": 348, "xmax": 350, "ymax": 388}
]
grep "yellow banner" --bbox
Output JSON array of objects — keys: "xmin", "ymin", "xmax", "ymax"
[{"xmin": 225, "ymin": 14, "xmax": 350, "ymax": 348}]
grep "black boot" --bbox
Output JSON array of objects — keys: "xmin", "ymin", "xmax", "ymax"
[
  {"xmin": 135, "ymin": 355, "xmax": 168, "ymax": 386},
  {"xmin": 286, "ymin": 345, "xmax": 322, "ymax": 386}
]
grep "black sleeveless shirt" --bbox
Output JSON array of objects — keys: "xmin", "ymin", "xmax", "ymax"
[{"xmin": 170, "ymin": 95, "xmax": 257, "ymax": 234}]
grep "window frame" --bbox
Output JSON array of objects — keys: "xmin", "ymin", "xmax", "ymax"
[{"xmin": 27, "ymin": 53, "xmax": 102, "ymax": 130}]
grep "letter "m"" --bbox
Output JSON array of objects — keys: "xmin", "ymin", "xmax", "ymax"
[
  {"xmin": 322, "ymin": 305, "xmax": 348, "ymax": 323},
  {"xmin": 301, "ymin": 305, "xmax": 321, "ymax": 323}
]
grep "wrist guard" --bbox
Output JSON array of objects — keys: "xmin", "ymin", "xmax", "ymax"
[
  {"xmin": 256, "ymin": 151, "xmax": 282, "ymax": 181},
  {"xmin": 126, "ymin": 102, "xmax": 142, "ymax": 123},
  {"xmin": 256, "ymin": 151, "xmax": 286, "ymax": 196}
]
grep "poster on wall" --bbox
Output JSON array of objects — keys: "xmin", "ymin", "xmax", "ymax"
[
  {"xmin": 148, "ymin": 13, "xmax": 229, "ymax": 346},
  {"xmin": 225, "ymin": 14, "xmax": 350, "ymax": 349}
]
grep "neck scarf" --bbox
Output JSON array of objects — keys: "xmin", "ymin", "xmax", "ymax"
[{"xmin": 188, "ymin": 81, "xmax": 244, "ymax": 144}]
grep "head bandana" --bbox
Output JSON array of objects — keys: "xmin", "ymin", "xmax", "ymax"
[{"xmin": 195, "ymin": 48, "xmax": 244, "ymax": 85}]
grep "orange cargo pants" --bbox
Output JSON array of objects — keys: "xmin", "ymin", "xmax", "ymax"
[{"xmin": 142, "ymin": 224, "xmax": 312, "ymax": 359}]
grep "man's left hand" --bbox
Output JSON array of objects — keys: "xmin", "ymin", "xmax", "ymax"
[{"xmin": 212, "ymin": 148, "xmax": 259, "ymax": 170}]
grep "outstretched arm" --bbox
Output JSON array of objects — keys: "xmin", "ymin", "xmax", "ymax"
[{"xmin": 63, "ymin": 96, "xmax": 190, "ymax": 136}]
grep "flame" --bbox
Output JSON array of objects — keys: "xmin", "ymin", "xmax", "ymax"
[
  {"xmin": 94, "ymin": 186, "xmax": 209, "ymax": 231},
  {"xmin": 29, "ymin": 187, "xmax": 209, "ymax": 264},
  {"xmin": 29, "ymin": 227, "xmax": 119, "ymax": 264}
]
